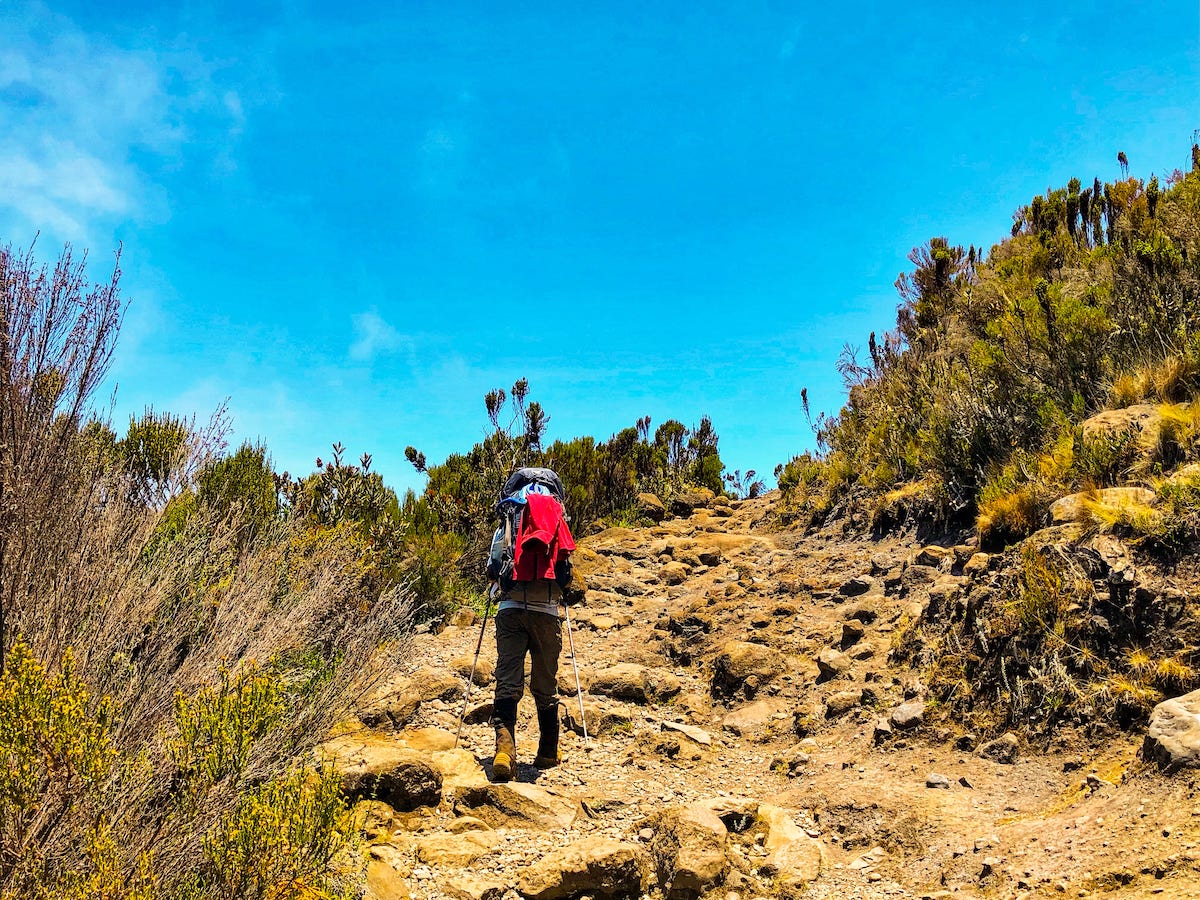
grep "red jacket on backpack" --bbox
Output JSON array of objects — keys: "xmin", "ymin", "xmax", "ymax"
[{"xmin": 513, "ymin": 493, "xmax": 576, "ymax": 582}]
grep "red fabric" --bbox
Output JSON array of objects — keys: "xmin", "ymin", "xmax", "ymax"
[{"xmin": 513, "ymin": 493, "xmax": 576, "ymax": 581}]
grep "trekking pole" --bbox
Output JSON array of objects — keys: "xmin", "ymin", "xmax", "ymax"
[
  {"xmin": 563, "ymin": 604, "xmax": 589, "ymax": 746},
  {"xmin": 455, "ymin": 587, "xmax": 495, "ymax": 748}
]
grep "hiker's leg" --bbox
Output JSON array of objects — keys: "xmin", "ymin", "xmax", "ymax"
[
  {"xmin": 527, "ymin": 612, "xmax": 564, "ymax": 767},
  {"xmin": 493, "ymin": 609, "xmax": 529, "ymax": 704},
  {"xmin": 491, "ymin": 610, "xmax": 526, "ymax": 781}
]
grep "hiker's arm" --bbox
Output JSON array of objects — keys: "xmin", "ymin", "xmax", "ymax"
[{"xmin": 554, "ymin": 553, "xmax": 573, "ymax": 588}]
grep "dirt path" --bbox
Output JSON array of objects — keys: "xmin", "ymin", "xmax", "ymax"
[{"xmin": 371, "ymin": 495, "xmax": 1200, "ymax": 900}]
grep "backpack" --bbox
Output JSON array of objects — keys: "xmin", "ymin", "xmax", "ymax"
[{"xmin": 486, "ymin": 467, "xmax": 583, "ymax": 605}]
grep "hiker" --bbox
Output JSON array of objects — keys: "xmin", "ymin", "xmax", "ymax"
[{"xmin": 484, "ymin": 467, "xmax": 578, "ymax": 782}]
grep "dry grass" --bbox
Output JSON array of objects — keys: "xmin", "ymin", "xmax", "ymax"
[{"xmin": 0, "ymin": 242, "xmax": 413, "ymax": 897}]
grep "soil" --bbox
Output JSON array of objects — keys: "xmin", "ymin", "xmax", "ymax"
[{"xmin": 386, "ymin": 493, "xmax": 1200, "ymax": 900}]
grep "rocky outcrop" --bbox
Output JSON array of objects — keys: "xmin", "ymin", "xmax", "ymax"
[
  {"xmin": 1050, "ymin": 486, "xmax": 1156, "ymax": 525},
  {"xmin": 588, "ymin": 663, "xmax": 682, "ymax": 704},
  {"xmin": 326, "ymin": 733, "xmax": 443, "ymax": 811},
  {"xmin": 650, "ymin": 803, "xmax": 729, "ymax": 897},
  {"xmin": 518, "ymin": 837, "xmax": 648, "ymax": 900},
  {"xmin": 758, "ymin": 804, "xmax": 824, "ymax": 896},
  {"xmin": 711, "ymin": 641, "xmax": 788, "ymax": 699},
  {"xmin": 1143, "ymin": 690, "xmax": 1200, "ymax": 769}
]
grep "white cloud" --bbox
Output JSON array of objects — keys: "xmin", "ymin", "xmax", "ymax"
[
  {"xmin": 0, "ymin": 6, "xmax": 245, "ymax": 246},
  {"xmin": 349, "ymin": 310, "xmax": 413, "ymax": 362}
]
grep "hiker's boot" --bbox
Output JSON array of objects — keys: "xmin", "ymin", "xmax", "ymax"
[
  {"xmin": 491, "ymin": 697, "xmax": 518, "ymax": 782},
  {"xmin": 534, "ymin": 704, "xmax": 561, "ymax": 769}
]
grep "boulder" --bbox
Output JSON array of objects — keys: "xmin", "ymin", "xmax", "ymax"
[
  {"xmin": 361, "ymin": 668, "xmax": 464, "ymax": 730},
  {"xmin": 444, "ymin": 876, "xmax": 505, "ymax": 900},
  {"xmin": 839, "ymin": 576, "xmax": 877, "ymax": 597},
  {"xmin": 325, "ymin": 734, "xmax": 442, "ymax": 811},
  {"xmin": 661, "ymin": 561, "xmax": 691, "ymax": 585},
  {"xmin": 366, "ymin": 857, "xmax": 412, "ymax": 900},
  {"xmin": 889, "ymin": 700, "xmax": 926, "ymax": 730},
  {"xmin": 650, "ymin": 804, "xmax": 728, "ymax": 897},
  {"xmin": 914, "ymin": 545, "xmax": 951, "ymax": 567},
  {"xmin": 721, "ymin": 699, "xmax": 787, "ymax": 741},
  {"xmin": 662, "ymin": 720, "xmax": 713, "ymax": 746},
  {"xmin": 670, "ymin": 488, "xmax": 716, "ymax": 517},
  {"xmin": 757, "ymin": 804, "xmax": 824, "ymax": 895},
  {"xmin": 430, "ymin": 748, "xmax": 490, "ymax": 790},
  {"xmin": 963, "ymin": 553, "xmax": 992, "ymax": 578},
  {"xmin": 562, "ymin": 699, "xmax": 634, "ymax": 737},
  {"xmin": 711, "ymin": 641, "xmax": 788, "ymax": 699},
  {"xmin": 588, "ymin": 663, "xmax": 682, "ymax": 704},
  {"xmin": 1081, "ymin": 403, "xmax": 1161, "ymax": 440},
  {"xmin": 452, "ymin": 654, "xmax": 495, "ymax": 686},
  {"xmin": 1143, "ymin": 689, "xmax": 1200, "ymax": 769},
  {"xmin": 841, "ymin": 619, "xmax": 866, "ymax": 645},
  {"xmin": 397, "ymin": 726, "xmax": 456, "ymax": 753},
  {"xmin": 979, "ymin": 732, "xmax": 1020, "ymax": 765},
  {"xmin": 815, "ymin": 648, "xmax": 852, "ymax": 680},
  {"xmin": 1050, "ymin": 487, "xmax": 1157, "ymax": 525},
  {"xmin": 518, "ymin": 837, "xmax": 648, "ymax": 900},
  {"xmin": 825, "ymin": 689, "xmax": 863, "ymax": 717},
  {"xmin": 455, "ymin": 782, "xmax": 579, "ymax": 829},
  {"xmin": 416, "ymin": 830, "xmax": 503, "ymax": 865},
  {"xmin": 637, "ymin": 492, "xmax": 667, "ymax": 523}
]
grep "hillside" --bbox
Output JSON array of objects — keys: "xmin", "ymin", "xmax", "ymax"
[{"xmin": 339, "ymin": 488, "xmax": 1200, "ymax": 900}]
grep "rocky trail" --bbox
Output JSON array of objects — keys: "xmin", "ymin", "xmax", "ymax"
[{"xmin": 330, "ymin": 492, "xmax": 1200, "ymax": 900}]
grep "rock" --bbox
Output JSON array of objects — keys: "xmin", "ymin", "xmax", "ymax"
[
  {"xmin": 447, "ymin": 606, "xmax": 477, "ymax": 628},
  {"xmin": 637, "ymin": 492, "xmax": 667, "ymax": 523},
  {"xmin": 661, "ymin": 561, "xmax": 691, "ymax": 585},
  {"xmin": 563, "ymin": 699, "xmax": 634, "ymax": 737},
  {"xmin": 588, "ymin": 663, "xmax": 681, "ymax": 704},
  {"xmin": 518, "ymin": 837, "xmax": 648, "ymax": 900},
  {"xmin": 662, "ymin": 720, "xmax": 713, "ymax": 746},
  {"xmin": 670, "ymin": 488, "xmax": 716, "ymax": 517},
  {"xmin": 650, "ymin": 804, "xmax": 728, "ymax": 897},
  {"xmin": 416, "ymin": 830, "xmax": 503, "ymax": 865},
  {"xmin": 444, "ymin": 876, "xmax": 505, "ymax": 900},
  {"xmin": 711, "ymin": 641, "xmax": 788, "ymax": 699},
  {"xmin": 815, "ymin": 648, "xmax": 852, "ymax": 680},
  {"xmin": 362, "ymin": 668, "xmax": 465, "ymax": 729},
  {"xmin": 366, "ymin": 857, "xmax": 412, "ymax": 900},
  {"xmin": 963, "ymin": 553, "xmax": 991, "ymax": 577},
  {"xmin": 452, "ymin": 654, "xmax": 495, "ymax": 686},
  {"xmin": 979, "ymin": 732, "xmax": 1021, "ymax": 764},
  {"xmin": 325, "ymin": 734, "xmax": 443, "ymax": 811},
  {"xmin": 914, "ymin": 545, "xmax": 951, "ymax": 567},
  {"xmin": 1081, "ymin": 403, "xmax": 1161, "ymax": 440},
  {"xmin": 839, "ymin": 575, "xmax": 877, "ymax": 597},
  {"xmin": 397, "ymin": 726, "xmax": 456, "ymax": 753},
  {"xmin": 1143, "ymin": 689, "xmax": 1200, "ymax": 769},
  {"xmin": 697, "ymin": 549, "xmax": 722, "ymax": 566},
  {"xmin": 430, "ymin": 748, "xmax": 490, "ymax": 790},
  {"xmin": 926, "ymin": 773, "xmax": 952, "ymax": 789},
  {"xmin": 757, "ymin": 804, "xmax": 824, "ymax": 894},
  {"xmin": 841, "ymin": 619, "xmax": 866, "ymax": 645},
  {"xmin": 873, "ymin": 717, "xmax": 894, "ymax": 743},
  {"xmin": 721, "ymin": 699, "xmax": 786, "ymax": 741},
  {"xmin": 1050, "ymin": 486, "xmax": 1157, "ymax": 525},
  {"xmin": 456, "ymin": 782, "xmax": 579, "ymax": 829},
  {"xmin": 889, "ymin": 700, "xmax": 926, "ymax": 730},
  {"xmin": 825, "ymin": 689, "xmax": 863, "ymax": 717}
]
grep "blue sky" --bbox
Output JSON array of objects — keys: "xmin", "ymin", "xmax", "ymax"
[{"xmin": 2, "ymin": 2, "xmax": 1198, "ymax": 495}]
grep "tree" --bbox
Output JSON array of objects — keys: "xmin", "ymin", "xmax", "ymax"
[{"xmin": 1118, "ymin": 151, "xmax": 1129, "ymax": 178}]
